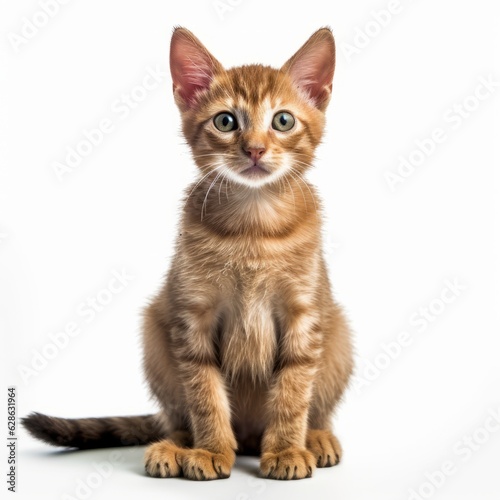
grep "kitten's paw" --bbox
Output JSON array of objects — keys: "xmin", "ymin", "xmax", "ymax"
[
  {"xmin": 306, "ymin": 429, "xmax": 342, "ymax": 467},
  {"xmin": 260, "ymin": 447, "xmax": 315, "ymax": 480},
  {"xmin": 182, "ymin": 448, "xmax": 235, "ymax": 480},
  {"xmin": 144, "ymin": 440, "xmax": 184, "ymax": 478}
]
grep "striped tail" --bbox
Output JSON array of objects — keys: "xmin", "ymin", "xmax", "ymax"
[{"xmin": 22, "ymin": 412, "xmax": 165, "ymax": 449}]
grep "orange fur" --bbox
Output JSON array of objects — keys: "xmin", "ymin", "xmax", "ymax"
[
  {"xmin": 143, "ymin": 27, "xmax": 353, "ymax": 480},
  {"xmin": 22, "ymin": 27, "xmax": 353, "ymax": 482}
]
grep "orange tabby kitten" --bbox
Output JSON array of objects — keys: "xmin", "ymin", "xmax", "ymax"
[{"xmin": 23, "ymin": 27, "xmax": 353, "ymax": 481}]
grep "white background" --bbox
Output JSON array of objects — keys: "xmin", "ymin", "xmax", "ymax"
[{"xmin": 1, "ymin": 0, "xmax": 499, "ymax": 499}]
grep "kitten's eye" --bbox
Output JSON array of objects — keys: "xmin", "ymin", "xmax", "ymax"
[
  {"xmin": 272, "ymin": 112, "xmax": 295, "ymax": 132},
  {"xmin": 214, "ymin": 112, "xmax": 238, "ymax": 132}
]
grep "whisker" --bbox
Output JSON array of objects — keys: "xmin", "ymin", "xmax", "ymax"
[
  {"xmin": 290, "ymin": 166, "xmax": 318, "ymax": 212},
  {"xmin": 284, "ymin": 175, "xmax": 296, "ymax": 214},
  {"xmin": 218, "ymin": 170, "xmax": 229, "ymax": 204},
  {"xmin": 201, "ymin": 171, "xmax": 224, "ymax": 220},
  {"xmin": 192, "ymin": 153, "xmax": 235, "ymax": 158},
  {"xmin": 288, "ymin": 170, "xmax": 308, "ymax": 211},
  {"xmin": 183, "ymin": 164, "xmax": 225, "ymax": 211}
]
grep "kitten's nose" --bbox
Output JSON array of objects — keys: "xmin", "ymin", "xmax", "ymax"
[{"xmin": 244, "ymin": 147, "xmax": 266, "ymax": 163}]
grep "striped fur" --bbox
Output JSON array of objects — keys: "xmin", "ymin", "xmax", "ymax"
[{"xmin": 22, "ymin": 413, "xmax": 164, "ymax": 449}]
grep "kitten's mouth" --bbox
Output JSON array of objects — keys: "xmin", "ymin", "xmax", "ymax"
[{"xmin": 240, "ymin": 163, "xmax": 270, "ymax": 178}]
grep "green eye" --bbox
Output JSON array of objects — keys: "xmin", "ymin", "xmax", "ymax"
[
  {"xmin": 214, "ymin": 112, "xmax": 237, "ymax": 132},
  {"xmin": 272, "ymin": 111, "xmax": 295, "ymax": 132}
]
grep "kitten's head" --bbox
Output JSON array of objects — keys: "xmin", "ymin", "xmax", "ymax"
[{"xmin": 170, "ymin": 27, "xmax": 335, "ymax": 188}]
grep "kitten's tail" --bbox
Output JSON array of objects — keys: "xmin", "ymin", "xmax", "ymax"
[{"xmin": 22, "ymin": 412, "xmax": 165, "ymax": 449}]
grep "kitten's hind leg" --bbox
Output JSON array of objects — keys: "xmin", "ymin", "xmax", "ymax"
[
  {"xmin": 306, "ymin": 429, "xmax": 342, "ymax": 468},
  {"xmin": 144, "ymin": 430, "xmax": 192, "ymax": 478}
]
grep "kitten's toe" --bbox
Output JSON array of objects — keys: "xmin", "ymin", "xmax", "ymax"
[
  {"xmin": 182, "ymin": 448, "xmax": 235, "ymax": 480},
  {"xmin": 144, "ymin": 440, "xmax": 184, "ymax": 478},
  {"xmin": 306, "ymin": 429, "xmax": 342, "ymax": 467},
  {"xmin": 260, "ymin": 447, "xmax": 315, "ymax": 480}
]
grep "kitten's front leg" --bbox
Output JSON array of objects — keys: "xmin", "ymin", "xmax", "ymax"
[
  {"xmin": 175, "ymin": 307, "xmax": 237, "ymax": 480},
  {"xmin": 145, "ymin": 358, "xmax": 236, "ymax": 481},
  {"xmin": 180, "ymin": 363, "xmax": 237, "ymax": 479},
  {"xmin": 144, "ymin": 300, "xmax": 236, "ymax": 481},
  {"xmin": 260, "ymin": 307, "xmax": 320, "ymax": 480}
]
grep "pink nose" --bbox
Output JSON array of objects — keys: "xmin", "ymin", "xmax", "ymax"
[{"xmin": 245, "ymin": 147, "xmax": 266, "ymax": 163}]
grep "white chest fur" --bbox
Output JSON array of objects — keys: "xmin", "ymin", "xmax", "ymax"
[{"xmin": 218, "ymin": 268, "xmax": 278, "ymax": 382}]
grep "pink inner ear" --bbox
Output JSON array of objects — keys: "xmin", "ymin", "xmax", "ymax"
[
  {"xmin": 170, "ymin": 31, "xmax": 220, "ymax": 107},
  {"xmin": 286, "ymin": 36, "xmax": 335, "ymax": 107}
]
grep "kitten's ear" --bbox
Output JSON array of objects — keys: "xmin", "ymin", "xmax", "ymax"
[
  {"xmin": 170, "ymin": 27, "xmax": 223, "ymax": 110},
  {"xmin": 282, "ymin": 28, "xmax": 335, "ymax": 110}
]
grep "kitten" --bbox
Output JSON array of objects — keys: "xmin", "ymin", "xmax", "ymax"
[{"xmin": 23, "ymin": 27, "xmax": 353, "ymax": 481}]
